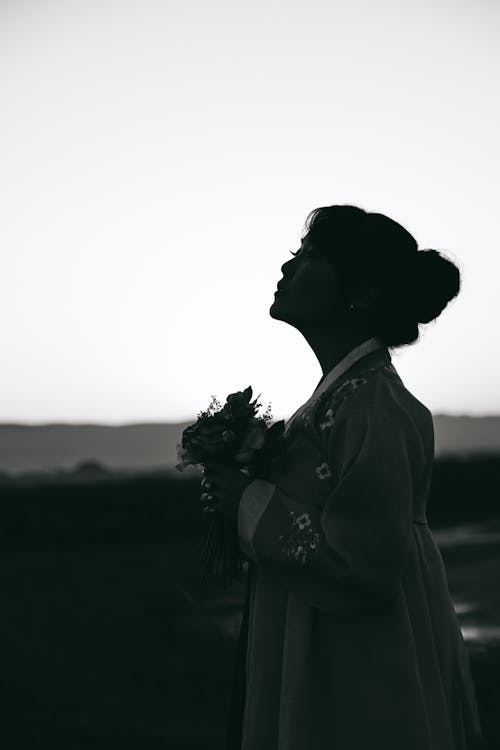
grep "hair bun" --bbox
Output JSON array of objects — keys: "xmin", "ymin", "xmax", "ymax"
[
  {"xmin": 301, "ymin": 204, "xmax": 463, "ymax": 348},
  {"xmin": 411, "ymin": 249, "xmax": 461, "ymax": 324}
]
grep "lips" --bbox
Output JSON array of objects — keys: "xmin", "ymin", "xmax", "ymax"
[{"xmin": 276, "ymin": 281, "xmax": 288, "ymax": 293}]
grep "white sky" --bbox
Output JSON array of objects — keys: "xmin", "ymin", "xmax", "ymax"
[{"xmin": 1, "ymin": 0, "xmax": 499, "ymax": 424}]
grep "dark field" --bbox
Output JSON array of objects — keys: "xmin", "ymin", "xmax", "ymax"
[{"xmin": 0, "ymin": 456, "xmax": 499, "ymax": 749}]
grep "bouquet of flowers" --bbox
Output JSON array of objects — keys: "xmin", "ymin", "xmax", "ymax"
[{"xmin": 175, "ymin": 386, "xmax": 288, "ymax": 588}]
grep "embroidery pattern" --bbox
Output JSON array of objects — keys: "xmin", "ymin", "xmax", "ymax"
[
  {"xmin": 315, "ymin": 462, "xmax": 331, "ymax": 480},
  {"xmin": 319, "ymin": 407, "xmax": 335, "ymax": 431},
  {"xmin": 303, "ymin": 366, "xmax": 387, "ymax": 435},
  {"xmin": 317, "ymin": 377, "xmax": 367, "ymax": 430},
  {"xmin": 287, "ymin": 364, "xmax": 394, "ymax": 438},
  {"xmin": 278, "ymin": 510, "xmax": 320, "ymax": 565},
  {"xmin": 381, "ymin": 363, "xmax": 402, "ymax": 383}
]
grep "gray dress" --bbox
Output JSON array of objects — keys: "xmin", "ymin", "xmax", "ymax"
[{"xmin": 230, "ymin": 337, "xmax": 483, "ymax": 750}]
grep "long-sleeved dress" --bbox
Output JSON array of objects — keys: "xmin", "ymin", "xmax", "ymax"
[{"xmin": 225, "ymin": 337, "xmax": 484, "ymax": 750}]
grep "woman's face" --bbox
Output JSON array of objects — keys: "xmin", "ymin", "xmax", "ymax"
[{"xmin": 270, "ymin": 235, "xmax": 347, "ymax": 330}]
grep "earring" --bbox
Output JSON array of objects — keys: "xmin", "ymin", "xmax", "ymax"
[{"xmin": 348, "ymin": 303, "xmax": 356, "ymax": 311}]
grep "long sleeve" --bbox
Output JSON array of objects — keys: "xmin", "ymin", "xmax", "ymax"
[{"xmin": 237, "ymin": 404, "xmax": 414, "ymax": 616}]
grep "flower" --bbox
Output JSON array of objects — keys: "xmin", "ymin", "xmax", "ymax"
[
  {"xmin": 234, "ymin": 418, "xmax": 267, "ymax": 464},
  {"xmin": 349, "ymin": 377, "xmax": 367, "ymax": 388},
  {"xmin": 316, "ymin": 376, "xmax": 370, "ymax": 433},
  {"xmin": 177, "ymin": 384, "xmax": 286, "ymax": 588},
  {"xmin": 309, "ymin": 534, "xmax": 319, "ymax": 550},
  {"xmin": 296, "ymin": 512, "xmax": 311, "ymax": 530},
  {"xmin": 315, "ymin": 462, "xmax": 332, "ymax": 480},
  {"xmin": 279, "ymin": 510, "xmax": 319, "ymax": 566},
  {"xmin": 223, "ymin": 387, "xmax": 257, "ymax": 421},
  {"xmin": 294, "ymin": 546, "xmax": 306, "ymax": 563},
  {"xmin": 319, "ymin": 407, "xmax": 335, "ymax": 431},
  {"xmin": 175, "ymin": 442, "xmax": 199, "ymax": 471}
]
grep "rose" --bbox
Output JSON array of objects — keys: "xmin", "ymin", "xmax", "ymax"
[
  {"xmin": 175, "ymin": 411, "xmax": 231, "ymax": 470},
  {"xmin": 234, "ymin": 418, "xmax": 267, "ymax": 464},
  {"xmin": 222, "ymin": 386, "xmax": 257, "ymax": 422}
]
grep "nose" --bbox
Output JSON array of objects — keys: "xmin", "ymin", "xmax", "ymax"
[{"xmin": 280, "ymin": 258, "xmax": 294, "ymax": 277}]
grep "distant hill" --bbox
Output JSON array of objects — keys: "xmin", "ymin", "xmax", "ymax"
[
  {"xmin": 0, "ymin": 422, "xmax": 191, "ymax": 476},
  {"xmin": 433, "ymin": 415, "xmax": 500, "ymax": 457},
  {"xmin": 0, "ymin": 414, "xmax": 499, "ymax": 476}
]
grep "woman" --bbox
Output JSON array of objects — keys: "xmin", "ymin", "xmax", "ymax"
[{"xmin": 200, "ymin": 204, "xmax": 484, "ymax": 749}]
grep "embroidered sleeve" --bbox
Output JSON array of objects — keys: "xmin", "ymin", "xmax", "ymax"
[
  {"xmin": 278, "ymin": 510, "xmax": 320, "ymax": 565},
  {"xmin": 237, "ymin": 404, "xmax": 414, "ymax": 616}
]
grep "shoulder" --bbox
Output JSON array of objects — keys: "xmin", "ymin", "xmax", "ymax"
[{"xmin": 311, "ymin": 365, "xmax": 433, "ymax": 457}]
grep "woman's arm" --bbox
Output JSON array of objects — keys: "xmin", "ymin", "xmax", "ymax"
[{"xmin": 237, "ymin": 404, "xmax": 414, "ymax": 616}]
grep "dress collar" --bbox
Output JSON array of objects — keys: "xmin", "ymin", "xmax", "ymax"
[
  {"xmin": 310, "ymin": 336, "xmax": 387, "ymax": 403},
  {"xmin": 284, "ymin": 336, "xmax": 388, "ymax": 434}
]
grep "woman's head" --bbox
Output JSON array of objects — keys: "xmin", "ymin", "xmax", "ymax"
[{"xmin": 270, "ymin": 204, "xmax": 461, "ymax": 349}]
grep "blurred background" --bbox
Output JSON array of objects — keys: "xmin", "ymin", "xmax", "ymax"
[{"xmin": 0, "ymin": 0, "xmax": 499, "ymax": 747}]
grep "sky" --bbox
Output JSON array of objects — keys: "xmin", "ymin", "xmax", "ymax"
[{"xmin": 1, "ymin": 0, "xmax": 499, "ymax": 424}]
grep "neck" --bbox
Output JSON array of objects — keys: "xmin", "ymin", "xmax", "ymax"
[{"xmin": 298, "ymin": 322, "xmax": 380, "ymax": 380}]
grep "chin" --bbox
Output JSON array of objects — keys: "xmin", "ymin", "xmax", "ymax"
[
  {"xmin": 269, "ymin": 300, "xmax": 284, "ymax": 319},
  {"xmin": 269, "ymin": 299, "xmax": 292, "ymax": 323}
]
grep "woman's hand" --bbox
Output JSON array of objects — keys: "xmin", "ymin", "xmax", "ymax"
[{"xmin": 200, "ymin": 460, "xmax": 254, "ymax": 524}]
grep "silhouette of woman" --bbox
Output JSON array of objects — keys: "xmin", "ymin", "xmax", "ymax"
[{"xmin": 207, "ymin": 204, "xmax": 483, "ymax": 749}]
